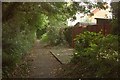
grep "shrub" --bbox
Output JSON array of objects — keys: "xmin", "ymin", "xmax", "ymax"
[
  {"xmin": 40, "ymin": 27, "xmax": 66, "ymax": 46},
  {"xmin": 2, "ymin": 16, "xmax": 36, "ymax": 77},
  {"xmin": 40, "ymin": 33, "xmax": 48, "ymax": 42},
  {"xmin": 36, "ymin": 28, "xmax": 46, "ymax": 39},
  {"xmin": 64, "ymin": 27, "xmax": 72, "ymax": 46},
  {"xmin": 72, "ymin": 31, "xmax": 119, "ymax": 78}
]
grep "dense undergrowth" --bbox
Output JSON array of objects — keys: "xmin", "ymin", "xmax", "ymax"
[
  {"xmin": 64, "ymin": 27, "xmax": 72, "ymax": 47},
  {"xmin": 2, "ymin": 3, "xmax": 42, "ymax": 78},
  {"xmin": 40, "ymin": 26, "xmax": 67, "ymax": 46},
  {"xmin": 2, "ymin": 2, "xmax": 74, "ymax": 78},
  {"xmin": 63, "ymin": 31, "xmax": 119, "ymax": 78},
  {"xmin": 2, "ymin": 2, "xmax": 119, "ymax": 78},
  {"xmin": 2, "ymin": 12, "xmax": 36, "ymax": 77}
]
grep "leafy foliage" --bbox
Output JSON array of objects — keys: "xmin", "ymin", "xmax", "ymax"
[
  {"xmin": 111, "ymin": 2, "xmax": 120, "ymax": 35},
  {"xmin": 64, "ymin": 27, "xmax": 72, "ymax": 46},
  {"xmin": 2, "ymin": 2, "xmax": 111, "ymax": 77},
  {"xmin": 2, "ymin": 2, "xmax": 73, "ymax": 73},
  {"xmin": 72, "ymin": 31, "xmax": 119, "ymax": 77},
  {"xmin": 40, "ymin": 26, "xmax": 66, "ymax": 46},
  {"xmin": 2, "ymin": 8, "xmax": 36, "ymax": 77}
]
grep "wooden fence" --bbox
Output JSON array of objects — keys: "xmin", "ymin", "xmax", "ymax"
[
  {"xmin": 65, "ymin": 18, "xmax": 112, "ymax": 48},
  {"xmin": 71, "ymin": 25, "xmax": 111, "ymax": 47}
]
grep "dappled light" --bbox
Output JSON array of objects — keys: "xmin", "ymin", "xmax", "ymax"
[{"xmin": 2, "ymin": 1, "xmax": 120, "ymax": 78}]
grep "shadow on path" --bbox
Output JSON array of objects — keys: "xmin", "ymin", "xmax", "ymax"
[{"xmin": 27, "ymin": 40, "xmax": 63, "ymax": 78}]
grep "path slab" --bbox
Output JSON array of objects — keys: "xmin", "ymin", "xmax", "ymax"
[{"xmin": 50, "ymin": 47, "xmax": 74, "ymax": 64}]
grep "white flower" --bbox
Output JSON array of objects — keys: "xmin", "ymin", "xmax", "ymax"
[{"xmin": 75, "ymin": 53, "xmax": 78, "ymax": 55}]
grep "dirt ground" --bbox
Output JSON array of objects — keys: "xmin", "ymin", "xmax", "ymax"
[
  {"xmin": 25, "ymin": 40, "xmax": 64, "ymax": 78},
  {"xmin": 10, "ymin": 40, "xmax": 65, "ymax": 78}
]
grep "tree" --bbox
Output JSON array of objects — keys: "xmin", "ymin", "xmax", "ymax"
[
  {"xmin": 2, "ymin": 2, "xmax": 109, "ymax": 77},
  {"xmin": 111, "ymin": 2, "xmax": 120, "ymax": 35}
]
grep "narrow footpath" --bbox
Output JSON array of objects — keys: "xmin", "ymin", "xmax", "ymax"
[
  {"xmin": 27, "ymin": 40, "xmax": 63, "ymax": 78},
  {"xmin": 11, "ymin": 40, "xmax": 73, "ymax": 78}
]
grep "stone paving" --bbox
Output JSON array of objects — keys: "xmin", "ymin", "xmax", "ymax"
[{"xmin": 50, "ymin": 46, "xmax": 74, "ymax": 64}]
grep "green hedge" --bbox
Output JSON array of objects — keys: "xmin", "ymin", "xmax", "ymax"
[{"xmin": 72, "ymin": 31, "xmax": 119, "ymax": 78}]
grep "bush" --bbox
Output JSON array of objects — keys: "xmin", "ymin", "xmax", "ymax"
[
  {"xmin": 40, "ymin": 33, "xmax": 49, "ymax": 43},
  {"xmin": 40, "ymin": 27, "xmax": 66, "ymax": 46},
  {"xmin": 36, "ymin": 28, "xmax": 46, "ymax": 39},
  {"xmin": 2, "ymin": 13, "xmax": 36, "ymax": 77},
  {"xmin": 72, "ymin": 31, "xmax": 119, "ymax": 78},
  {"xmin": 64, "ymin": 27, "xmax": 72, "ymax": 46}
]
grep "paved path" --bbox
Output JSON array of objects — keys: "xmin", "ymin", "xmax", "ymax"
[{"xmin": 50, "ymin": 47, "xmax": 73, "ymax": 64}]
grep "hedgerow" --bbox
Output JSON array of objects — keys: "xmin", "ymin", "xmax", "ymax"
[{"xmin": 72, "ymin": 31, "xmax": 119, "ymax": 78}]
